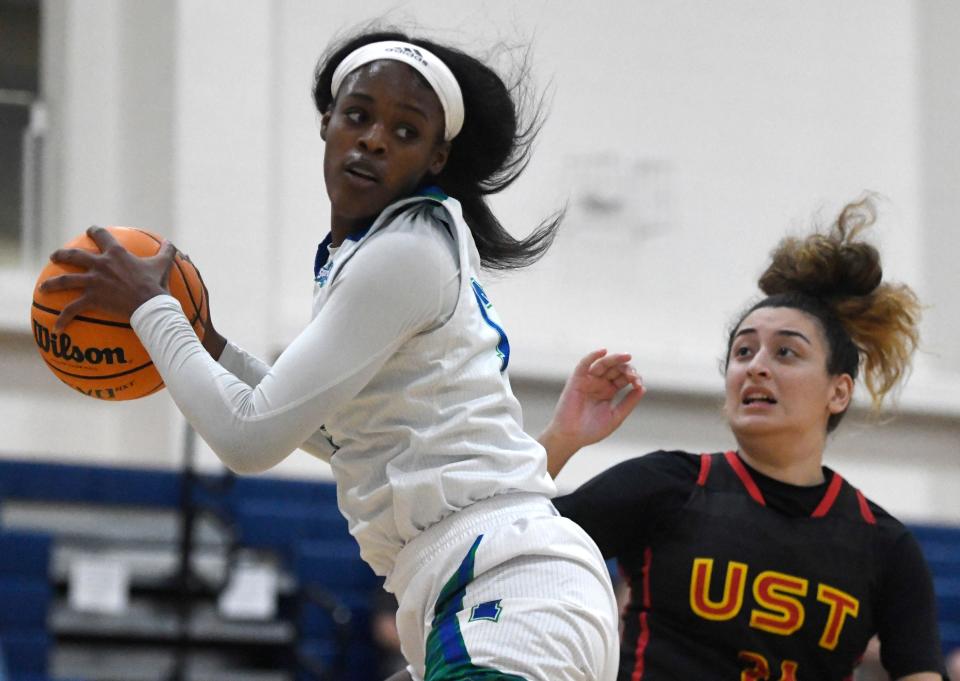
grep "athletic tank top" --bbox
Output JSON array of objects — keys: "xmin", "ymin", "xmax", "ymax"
[{"xmin": 622, "ymin": 451, "xmax": 881, "ymax": 681}]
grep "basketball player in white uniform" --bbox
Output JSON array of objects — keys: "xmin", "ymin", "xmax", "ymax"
[{"xmin": 42, "ymin": 32, "xmax": 644, "ymax": 681}]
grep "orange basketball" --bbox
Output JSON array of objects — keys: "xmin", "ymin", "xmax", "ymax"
[{"xmin": 31, "ymin": 226, "xmax": 208, "ymax": 401}]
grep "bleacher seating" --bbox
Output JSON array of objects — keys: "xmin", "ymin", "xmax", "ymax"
[
  {"xmin": 227, "ymin": 477, "xmax": 338, "ymax": 509},
  {"xmin": 7, "ymin": 456, "xmax": 955, "ymax": 678},
  {"xmin": 0, "ymin": 457, "xmax": 381, "ymax": 681},
  {"xmin": 0, "ymin": 460, "xmax": 181, "ymax": 509},
  {"xmin": 0, "ymin": 529, "xmax": 56, "ymax": 681},
  {"xmin": 231, "ymin": 501, "xmax": 348, "ymax": 568},
  {"xmin": 295, "ymin": 540, "xmax": 380, "ymax": 681},
  {"xmin": 910, "ymin": 523, "xmax": 960, "ymax": 656}
]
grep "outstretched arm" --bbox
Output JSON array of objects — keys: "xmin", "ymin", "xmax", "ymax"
[{"xmin": 539, "ymin": 349, "xmax": 645, "ymax": 478}]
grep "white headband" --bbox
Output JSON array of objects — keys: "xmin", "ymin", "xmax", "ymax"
[{"xmin": 330, "ymin": 40, "xmax": 464, "ymax": 141}]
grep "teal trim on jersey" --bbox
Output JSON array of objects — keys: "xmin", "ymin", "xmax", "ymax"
[
  {"xmin": 312, "ymin": 223, "xmax": 370, "ymax": 283},
  {"xmin": 418, "ymin": 184, "xmax": 449, "ymax": 201},
  {"xmin": 424, "ymin": 535, "xmax": 527, "ymax": 681},
  {"xmin": 315, "ymin": 186, "xmax": 447, "ymax": 284},
  {"xmin": 470, "ymin": 279, "xmax": 510, "ymax": 372},
  {"xmin": 313, "ymin": 233, "xmax": 334, "ymax": 280}
]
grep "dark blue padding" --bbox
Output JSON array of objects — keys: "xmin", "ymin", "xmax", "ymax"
[
  {"xmin": 228, "ymin": 476, "xmax": 338, "ymax": 508},
  {"xmin": 296, "ymin": 622, "xmax": 379, "ymax": 681},
  {"xmin": 234, "ymin": 500, "xmax": 350, "ymax": 567},
  {"xmin": 295, "ymin": 538, "xmax": 381, "ymax": 681},
  {"xmin": 909, "ymin": 523, "xmax": 960, "ymax": 544},
  {"xmin": 909, "ymin": 523, "xmax": 960, "ymax": 657},
  {"xmin": 295, "ymin": 539, "xmax": 379, "ymax": 592},
  {"xmin": 918, "ymin": 540, "xmax": 960, "ymax": 576},
  {"xmin": 936, "ymin": 580, "xmax": 960, "ymax": 651},
  {"xmin": 0, "ymin": 459, "xmax": 179, "ymax": 508},
  {"xmin": 0, "ymin": 458, "xmax": 337, "ymax": 512},
  {"xmin": 0, "ymin": 630, "xmax": 49, "ymax": 675},
  {"xmin": 934, "ymin": 577, "xmax": 960, "ymax": 617},
  {"xmin": 940, "ymin": 621, "xmax": 960, "ymax": 653},
  {"xmin": 294, "ymin": 538, "xmax": 379, "ymax": 654},
  {"xmin": 296, "ymin": 637, "xmax": 337, "ymax": 675},
  {"xmin": 299, "ymin": 591, "xmax": 372, "ymax": 640},
  {"xmin": 0, "ymin": 531, "xmax": 51, "ymax": 577},
  {"xmin": 0, "ymin": 579, "xmax": 50, "ymax": 628}
]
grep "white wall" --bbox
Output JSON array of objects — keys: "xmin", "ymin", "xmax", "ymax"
[
  {"xmin": 1, "ymin": 1, "xmax": 956, "ymax": 519},
  {"xmin": 0, "ymin": 0, "xmax": 183, "ymax": 467},
  {"xmin": 492, "ymin": 1, "xmax": 922, "ymax": 378},
  {"xmin": 917, "ymin": 0, "xmax": 960, "ymax": 376},
  {"xmin": 268, "ymin": 0, "xmax": 956, "ymax": 403}
]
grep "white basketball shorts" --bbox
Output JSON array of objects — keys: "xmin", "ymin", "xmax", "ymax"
[{"xmin": 385, "ymin": 493, "xmax": 620, "ymax": 681}]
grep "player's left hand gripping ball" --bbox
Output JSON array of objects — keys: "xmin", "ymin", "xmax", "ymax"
[{"xmin": 31, "ymin": 226, "xmax": 208, "ymax": 400}]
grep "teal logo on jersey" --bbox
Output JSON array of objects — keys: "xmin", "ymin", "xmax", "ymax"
[
  {"xmin": 470, "ymin": 278, "xmax": 510, "ymax": 372},
  {"xmin": 468, "ymin": 600, "xmax": 502, "ymax": 623},
  {"xmin": 315, "ymin": 261, "xmax": 334, "ymax": 287}
]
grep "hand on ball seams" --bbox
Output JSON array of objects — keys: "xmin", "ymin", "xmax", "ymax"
[
  {"xmin": 42, "ymin": 225, "xmax": 176, "ymax": 330},
  {"xmin": 32, "ymin": 225, "xmax": 208, "ymax": 400}
]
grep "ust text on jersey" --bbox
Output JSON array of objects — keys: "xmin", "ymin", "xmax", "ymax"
[{"xmin": 690, "ymin": 557, "xmax": 861, "ymax": 679}]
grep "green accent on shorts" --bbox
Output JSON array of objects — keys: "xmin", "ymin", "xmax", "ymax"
[{"xmin": 423, "ymin": 535, "xmax": 527, "ymax": 681}]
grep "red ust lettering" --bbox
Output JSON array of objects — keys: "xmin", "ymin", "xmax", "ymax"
[
  {"xmin": 690, "ymin": 558, "xmax": 748, "ymax": 621},
  {"xmin": 817, "ymin": 584, "xmax": 859, "ymax": 650},
  {"xmin": 750, "ymin": 571, "xmax": 808, "ymax": 636},
  {"xmin": 691, "ymin": 559, "xmax": 859, "ymax": 651}
]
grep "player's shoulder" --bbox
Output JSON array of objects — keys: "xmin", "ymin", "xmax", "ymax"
[
  {"xmin": 614, "ymin": 449, "xmax": 701, "ymax": 480},
  {"xmin": 648, "ymin": 449, "xmax": 702, "ymax": 468},
  {"xmin": 852, "ymin": 489, "xmax": 938, "ymax": 586},
  {"xmin": 368, "ymin": 198, "xmax": 455, "ymax": 252},
  {"xmin": 864, "ymin": 495, "xmax": 909, "ymax": 534},
  {"xmin": 378, "ymin": 190, "xmax": 457, "ymax": 238},
  {"xmin": 356, "ymin": 205, "xmax": 457, "ymax": 279},
  {"xmin": 844, "ymin": 481, "xmax": 914, "ymax": 542}
]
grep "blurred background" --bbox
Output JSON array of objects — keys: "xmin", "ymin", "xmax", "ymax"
[{"xmin": 0, "ymin": 2, "xmax": 958, "ymax": 680}]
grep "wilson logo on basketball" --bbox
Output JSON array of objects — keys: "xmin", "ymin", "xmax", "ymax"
[
  {"xmin": 32, "ymin": 225, "xmax": 207, "ymax": 400},
  {"xmin": 33, "ymin": 319, "xmax": 128, "ymax": 365}
]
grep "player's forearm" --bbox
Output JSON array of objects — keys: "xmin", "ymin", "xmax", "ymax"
[
  {"xmin": 201, "ymin": 326, "xmax": 227, "ymax": 360},
  {"xmin": 538, "ymin": 426, "xmax": 580, "ymax": 478},
  {"xmin": 131, "ymin": 287, "xmax": 412, "ymax": 473},
  {"xmin": 131, "ymin": 296, "xmax": 305, "ymax": 473},
  {"xmin": 133, "ymin": 295, "xmax": 365, "ymax": 474},
  {"xmin": 217, "ymin": 339, "xmax": 271, "ymax": 388}
]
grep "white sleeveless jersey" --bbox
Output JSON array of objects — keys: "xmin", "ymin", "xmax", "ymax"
[
  {"xmin": 131, "ymin": 188, "xmax": 555, "ymax": 578},
  {"xmin": 316, "ymin": 190, "xmax": 555, "ymax": 576}
]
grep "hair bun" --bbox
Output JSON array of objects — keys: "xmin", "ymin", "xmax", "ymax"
[
  {"xmin": 759, "ymin": 197, "xmax": 882, "ymax": 300},
  {"xmin": 756, "ymin": 195, "xmax": 921, "ymax": 412}
]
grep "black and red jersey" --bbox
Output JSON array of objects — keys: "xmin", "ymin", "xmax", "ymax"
[{"xmin": 553, "ymin": 450, "xmax": 946, "ymax": 680}]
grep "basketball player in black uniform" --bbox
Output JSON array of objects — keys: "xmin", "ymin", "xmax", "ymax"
[{"xmin": 540, "ymin": 197, "xmax": 946, "ymax": 680}]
